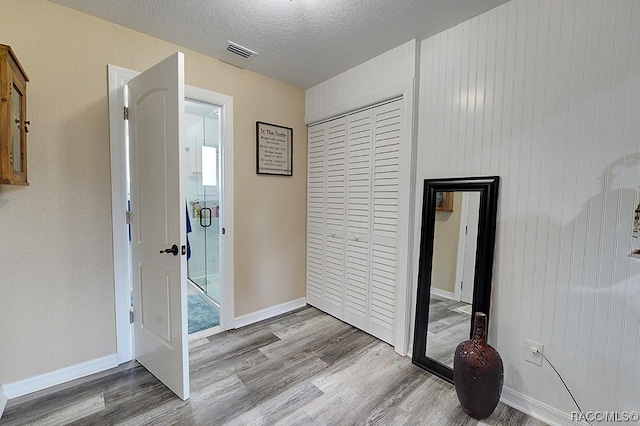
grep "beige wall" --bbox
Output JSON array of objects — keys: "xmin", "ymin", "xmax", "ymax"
[
  {"xmin": 0, "ymin": 0, "xmax": 306, "ymax": 385},
  {"xmin": 431, "ymin": 193, "xmax": 463, "ymax": 294}
]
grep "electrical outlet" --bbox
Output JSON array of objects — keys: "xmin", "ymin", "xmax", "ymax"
[{"xmin": 524, "ymin": 340, "xmax": 544, "ymax": 366}]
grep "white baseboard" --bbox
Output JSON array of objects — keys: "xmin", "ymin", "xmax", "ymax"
[
  {"xmin": 234, "ymin": 297, "xmax": 307, "ymax": 329},
  {"xmin": 0, "ymin": 387, "xmax": 7, "ymax": 419},
  {"xmin": 501, "ymin": 386, "xmax": 586, "ymax": 426},
  {"xmin": 2, "ymin": 299, "xmax": 307, "ymax": 404},
  {"xmin": 430, "ymin": 287, "xmax": 457, "ymax": 301},
  {"xmin": 1, "ymin": 355, "xmax": 118, "ymax": 400}
]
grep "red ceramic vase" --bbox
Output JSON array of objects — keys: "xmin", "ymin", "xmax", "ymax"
[{"xmin": 453, "ymin": 312, "xmax": 504, "ymax": 419}]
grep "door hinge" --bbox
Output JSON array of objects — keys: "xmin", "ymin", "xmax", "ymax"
[
  {"xmin": 222, "ymin": 227, "xmax": 226, "ymax": 235},
  {"xmin": 125, "ymin": 211, "xmax": 131, "ymax": 224},
  {"xmin": 124, "ymin": 106, "xmax": 129, "ymax": 120},
  {"xmin": 129, "ymin": 310, "xmax": 134, "ymax": 324}
]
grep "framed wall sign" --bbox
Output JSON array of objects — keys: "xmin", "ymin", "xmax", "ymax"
[
  {"xmin": 256, "ymin": 121, "xmax": 293, "ymax": 176},
  {"xmin": 436, "ymin": 191, "xmax": 454, "ymax": 211}
]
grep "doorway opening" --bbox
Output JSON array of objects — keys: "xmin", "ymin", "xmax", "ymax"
[
  {"xmin": 185, "ymin": 99, "xmax": 222, "ymax": 336},
  {"xmin": 126, "ymin": 96, "xmax": 225, "ymax": 338},
  {"xmin": 108, "ymin": 64, "xmax": 235, "ymax": 365}
]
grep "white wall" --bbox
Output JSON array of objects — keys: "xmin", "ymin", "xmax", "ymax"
[
  {"xmin": 305, "ymin": 40, "xmax": 416, "ymax": 124},
  {"xmin": 416, "ymin": 0, "xmax": 640, "ymax": 422}
]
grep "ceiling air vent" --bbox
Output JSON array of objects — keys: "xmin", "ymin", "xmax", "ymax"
[{"xmin": 226, "ymin": 41, "xmax": 257, "ymax": 60}]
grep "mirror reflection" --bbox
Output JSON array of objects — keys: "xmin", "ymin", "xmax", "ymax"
[
  {"xmin": 412, "ymin": 176, "xmax": 499, "ymax": 383},
  {"xmin": 425, "ymin": 191, "xmax": 480, "ymax": 368}
]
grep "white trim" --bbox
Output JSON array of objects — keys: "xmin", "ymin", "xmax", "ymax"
[
  {"xmin": 393, "ymin": 80, "xmax": 415, "ymax": 357},
  {"xmin": 108, "ymin": 65, "xmax": 235, "ymax": 365},
  {"xmin": 188, "ymin": 325, "xmax": 222, "ymax": 341},
  {"xmin": 234, "ymin": 298, "xmax": 307, "ymax": 329},
  {"xmin": 108, "ymin": 65, "xmax": 139, "ymax": 364},
  {"xmin": 307, "ymin": 83, "xmax": 414, "ymax": 126},
  {"xmin": 429, "ymin": 287, "xmax": 457, "ymax": 301},
  {"xmin": 1, "ymin": 355, "xmax": 118, "ymax": 400},
  {"xmin": 0, "ymin": 387, "xmax": 7, "ymax": 419},
  {"xmin": 501, "ymin": 386, "xmax": 587, "ymax": 426},
  {"xmin": 453, "ymin": 193, "xmax": 470, "ymax": 302},
  {"xmin": 405, "ymin": 40, "xmax": 421, "ymax": 356}
]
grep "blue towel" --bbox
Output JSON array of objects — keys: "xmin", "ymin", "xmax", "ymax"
[{"xmin": 186, "ymin": 205, "xmax": 192, "ymax": 259}]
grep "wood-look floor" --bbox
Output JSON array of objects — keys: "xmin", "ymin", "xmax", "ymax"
[
  {"xmin": 2, "ymin": 307, "xmax": 547, "ymax": 425},
  {"xmin": 426, "ymin": 295, "xmax": 472, "ymax": 368}
]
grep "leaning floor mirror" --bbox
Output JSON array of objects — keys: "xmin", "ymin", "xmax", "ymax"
[{"xmin": 412, "ymin": 176, "xmax": 500, "ymax": 382}]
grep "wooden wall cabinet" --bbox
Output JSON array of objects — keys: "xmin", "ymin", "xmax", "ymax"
[{"xmin": 0, "ymin": 44, "xmax": 29, "ymax": 185}]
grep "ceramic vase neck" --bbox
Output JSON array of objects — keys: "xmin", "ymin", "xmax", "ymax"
[{"xmin": 473, "ymin": 312, "xmax": 487, "ymax": 344}]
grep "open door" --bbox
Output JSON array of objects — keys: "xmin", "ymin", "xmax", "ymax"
[{"xmin": 128, "ymin": 52, "xmax": 189, "ymax": 400}]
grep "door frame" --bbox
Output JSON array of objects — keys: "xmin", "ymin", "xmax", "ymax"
[
  {"xmin": 108, "ymin": 64, "xmax": 235, "ymax": 363},
  {"xmin": 454, "ymin": 192, "xmax": 480, "ymax": 304}
]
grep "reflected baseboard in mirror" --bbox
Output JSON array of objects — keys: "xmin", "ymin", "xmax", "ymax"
[{"xmin": 412, "ymin": 176, "xmax": 500, "ymax": 383}]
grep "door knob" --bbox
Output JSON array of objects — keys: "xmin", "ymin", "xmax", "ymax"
[{"xmin": 159, "ymin": 244, "xmax": 179, "ymax": 256}]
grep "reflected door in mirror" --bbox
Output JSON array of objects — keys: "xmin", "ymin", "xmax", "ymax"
[{"xmin": 425, "ymin": 192, "xmax": 480, "ymax": 368}]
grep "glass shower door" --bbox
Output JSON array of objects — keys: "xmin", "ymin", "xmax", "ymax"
[{"xmin": 185, "ymin": 100, "xmax": 221, "ymax": 305}]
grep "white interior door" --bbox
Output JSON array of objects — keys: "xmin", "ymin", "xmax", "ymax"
[{"xmin": 128, "ymin": 52, "xmax": 189, "ymax": 400}]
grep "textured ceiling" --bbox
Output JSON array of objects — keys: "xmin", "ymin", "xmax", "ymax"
[{"xmin": 50, "ymin": 0, "xmax": 510, "ymax": 89}]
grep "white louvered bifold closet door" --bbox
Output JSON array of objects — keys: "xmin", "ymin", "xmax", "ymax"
[
  {"xmin": 344, "ymin": 109, "xmax": 372, "ymax": 330},
  {"xmin": 368, "ymin": 99, "xmax": 402, "ymax": 343},
  {"xmin": 306, "ymin": 124, "xmax": 326, "ymax": 308},
  {"xmin": 305, "ymin": 97, "xmax": 403, "ymax": 346},
  {"xmin": 323, "ymin": 117, "xmax": 347, "ymax": 318}
]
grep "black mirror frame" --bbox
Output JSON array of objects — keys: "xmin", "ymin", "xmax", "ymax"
[{"xmin": 412, "ymin": 176, "xmax": 500, "ymax": 383}]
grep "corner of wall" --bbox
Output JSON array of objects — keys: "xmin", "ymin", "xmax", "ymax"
[{"xmin": 0, "ymin": 387, "xmax": 7, "ymax": 419}]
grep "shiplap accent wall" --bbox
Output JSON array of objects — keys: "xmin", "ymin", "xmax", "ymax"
[
  {"xmin": 305, "ymin": 39, "xmax": 416, "ymax": 124},
  {"xmin": 416, "ymin": 0, "xmax": 640, "ymax": 422}
]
